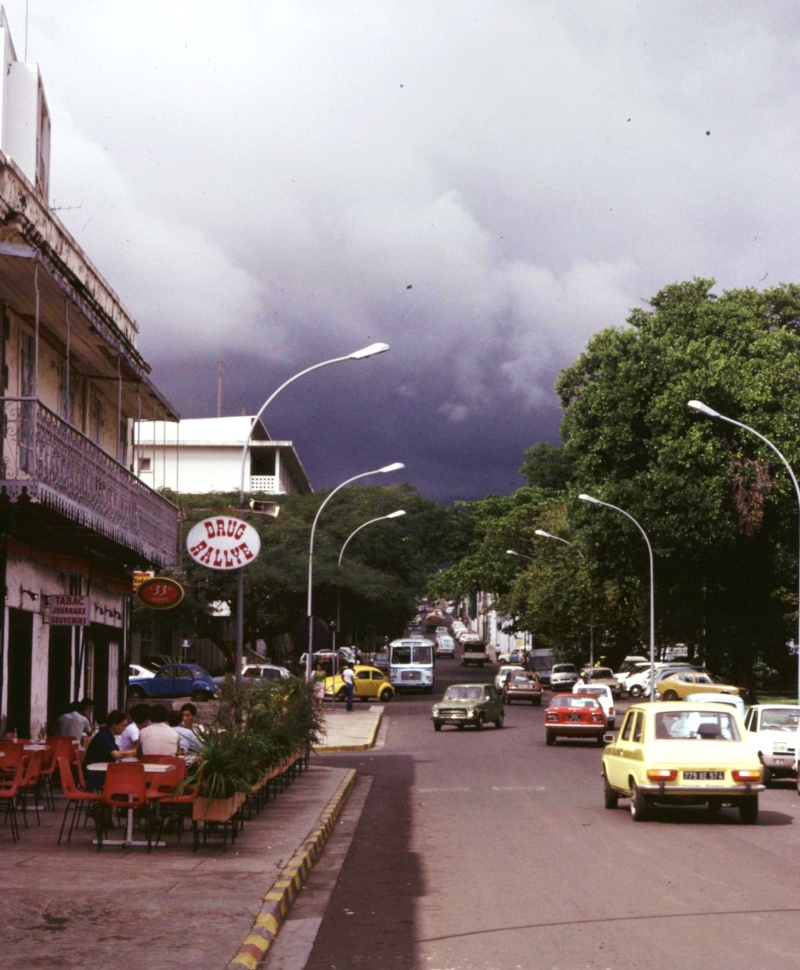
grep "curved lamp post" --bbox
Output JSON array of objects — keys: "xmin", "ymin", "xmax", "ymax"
[
  {"xmin": 233, "ymin": 341, "xmax": 390, "ymax": 689},
  {"xmin": 535, "ymin": 529, "xmax": 595, "ymax": 667},
  {"xmin": 579, "ymin": 494, "xmax": 655, "ymax": 698},
  {"xmin": 689, "ymin": 399, "xmax": 800, "ymax": 704},
  {"xmin": 506, "ymin": 549, "xmax": 533, "ymax": 563},
  {"xmin": 307, "ymin": 463, "xmax": 404, "ymax": 680},
  {"xmin": 334, "ymin": 510, "xmax": 406, "ymax": 651}
]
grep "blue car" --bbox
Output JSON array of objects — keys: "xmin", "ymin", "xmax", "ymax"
[{"xmin": 127, "ymin": 663, "xmax": 216, "ymax": 702}]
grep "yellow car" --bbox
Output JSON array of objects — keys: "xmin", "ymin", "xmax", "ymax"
[
  {"xmin": 602, "ymin": 702, "xmax": 764, "ymax": 823},
  {"xmin": 656, "ymin": 671, "xmax": 741, "ymax": 701},
  {"xmin": 324, "ymin": 665, "xmax": 395, "ymax": 703}
]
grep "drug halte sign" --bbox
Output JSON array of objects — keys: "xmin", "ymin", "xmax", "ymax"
[{"xmin": 186, "ymin": 516, "xmax": 261, "ymax": 570}]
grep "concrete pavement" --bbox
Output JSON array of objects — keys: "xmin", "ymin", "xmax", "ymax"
[{"xmin": 0, "ymin": 705, "xmax": 383, "ymax": 970}]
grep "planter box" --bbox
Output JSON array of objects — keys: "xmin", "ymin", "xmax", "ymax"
[{"xmin": 192, "ymin": 791, "xmax": 246, "ymax": 822}]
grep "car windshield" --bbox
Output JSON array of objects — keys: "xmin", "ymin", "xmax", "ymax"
[
  {"xmin": 654, "ymin": 711, "xmax": 741, "ymax": 741},
  {"xmin": 552, "ymin": 695, "xmax": 599, "ymax": 709},
  {"xmin": 760, "ymin": 708, "xmax": 800, "ymax": 731},
  {"xmin": 576, "ymin": 686, "xmax": 606, "ymax": 698},
  {"xmin": 444, "ymin": 686, "xmax": 483, "ymax": 701}
]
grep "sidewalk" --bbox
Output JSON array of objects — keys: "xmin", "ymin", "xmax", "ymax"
[{"xmin": 0, "ymin": 706, "xmax": 383, "ymax": 970}]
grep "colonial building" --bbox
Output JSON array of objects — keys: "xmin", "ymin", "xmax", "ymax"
[
  {"xmin": 0, "ymin": 11, "xmax": 179, "ymax": 736},
  {"xmin": 135, "ymin": 415, "xmax": 312, "ymax": 496}
]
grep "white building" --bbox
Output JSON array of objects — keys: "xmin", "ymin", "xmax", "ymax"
[
  {"xmin": 135, "ymin": 415, "xmax": 312, "ymax": 496},
  {"xmin": 0, "ymin": 9, "xmax": 179, "ymax": 736}
]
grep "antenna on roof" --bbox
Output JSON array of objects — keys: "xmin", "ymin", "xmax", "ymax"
[{"xmin": 216, "ymin": 361, "xmax": 224, "ymax": 417}]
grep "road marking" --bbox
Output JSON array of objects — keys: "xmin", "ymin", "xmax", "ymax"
[
  {"xmin": 492, "ymin": 786, "xmax": 546, "ymax": 792},
  {"xmin": 416, "ymin": 787, "xmax": 471, "ymax": 793}
]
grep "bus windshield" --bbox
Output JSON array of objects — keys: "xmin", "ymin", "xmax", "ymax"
[{"xmin": 392, "ymin": 644, "xmax": 433, "ymax": 665}]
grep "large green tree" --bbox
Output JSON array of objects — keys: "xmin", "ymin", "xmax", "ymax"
[{"xmin": 556, "ymin": 278, "xmax": 800, "ymax": 686}]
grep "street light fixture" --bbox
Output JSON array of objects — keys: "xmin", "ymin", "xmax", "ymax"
[
  {"xmin": 233, "ymin": 342, "xmax": 390, "ymax": 688},
  {"xmin": 307, "ymin": 463, "xmax": 404, "ymax": 681},
  {"xmin": 535, "ymin": 529, "xmax": 595, "ymax": 667},
  {"xmin": 579, "ymin": 493, "xmax": 656, "ymax": 697},
  {"xmin": 334, "ymin": 510, "xmax": 406, "ymax": 650},
  {"xmin": 506, "ymin": 549, "xmax": 534, "ymax": 562},
  {"xmin": 688, "ymin": 399, "xmax": 800, "ymax": 704}
]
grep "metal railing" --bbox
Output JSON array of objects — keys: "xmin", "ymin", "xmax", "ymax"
[{"xmin": 0, "ymin": 398, "xmax": 178, "ymax": 565}]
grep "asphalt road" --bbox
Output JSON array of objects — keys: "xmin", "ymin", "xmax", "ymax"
[{"xmin": 268, "ymin": 662, "xmax": 800, "ymax": 970}]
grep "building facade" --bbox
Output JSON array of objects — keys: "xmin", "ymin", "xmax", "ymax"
[
  {"xmin": 135, "ymin": 415, "xmax": 312, "ymax": 496},
  {"xmin": 0, "ymin": 11, "xmax": 179, "ymax": 736}
]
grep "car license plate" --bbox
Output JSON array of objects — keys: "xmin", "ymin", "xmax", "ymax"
[
  {"xmin": 568, "ymin": 713, "xmax": 581, "ymax": 722},
  {"xmin": 683, "ymin": 771, "xmax": 724, "ymax": 780}
]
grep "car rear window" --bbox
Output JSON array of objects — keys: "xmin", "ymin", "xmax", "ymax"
[{"xmin": 654, "ymin": 711, "xmax": 740, "ymax": 741}]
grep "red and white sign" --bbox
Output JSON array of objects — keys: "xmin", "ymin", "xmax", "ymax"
[
  {"xmin": 186, "ymin": 516, "xmax": 261, "ymax": 571},
  {"xmin": 50, "ymin": 594, "xmax": 91, "ymax": 626},
  {"xmin": 137, "ymin": 577, "xmax": 185, "ymax": 609}
]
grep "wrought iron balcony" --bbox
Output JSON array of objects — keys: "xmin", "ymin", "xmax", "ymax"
[{"xmin": 1, "ymin": 397, "xmax": 178, "ymax": 566}]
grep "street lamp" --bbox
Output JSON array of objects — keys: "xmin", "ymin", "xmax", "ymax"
[
  {"xmin": 506, "ymin": 549, "xmax": 534, "ymax": 562},
  {"xmin": 307, "ymin": 463, "xmax": 404, "ymax": 681},
  {"xmin": 535, "ymin": 529, "xmax": 595, "ymax": 667},
  {"xmin": 233, "ymin": 342, "xmax": 389, "ymax": 688},
  {"xmin": 689, "ymin": 399, "xmax": 800, "ymax": 704},
  {"xmin": 334, "ymin": 510, "xmax": 406, "ymax": 651},
  {"xmin": 579, "ymin": 493, "xmax": 656, "ymax": 697}
]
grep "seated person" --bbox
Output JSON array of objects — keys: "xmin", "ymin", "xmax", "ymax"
[
  {"xmin": 167, "ymin": 710, "xmax": 202, "ymax": 754},
  {"xmin": 54, "ymin": 700, "xmax": 93, "ymax": 742},
  {"xmin": 84, "ymin": 710, "xmax": 137, "ymax": 790},
  {"xmin": 118, "ymin": 704, "xmax": 151, "ymax": 752},
  {"xmin": 137, "ymin": 705, "xmax": 180, "ymax": 756}
]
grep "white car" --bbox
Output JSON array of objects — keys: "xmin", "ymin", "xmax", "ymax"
[
  {"xmin": 436, "ymin": 636, "xmax": 456, "ymax": 658},
  {"xmin": 742, "ymin": 704, "xmax": 800, "ymax": 786},
  {"xmin": 550, "ymin": 663, "xmax": 578, "ymax": 691},
  {"xmin": 573, "ymin": 683, "xmax": 615, "ymax": 728},
  {"xmin": 128, "ymin": 663, "xmax": 155, "ymax": 681},
  {"xmin": 495, "ymin": 664, "xmax": 525, "ymax": 691}
]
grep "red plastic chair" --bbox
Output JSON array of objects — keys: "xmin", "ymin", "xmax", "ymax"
[
  {"xmin": 0, "ymin": 754, "xmax": 29, "ymax": 842},
  {"xmin": 155, "ymin": 764, "xmax": 204, "ymax": 846},
  {"xmin": 18, "ymin": 748, "xmax": 44, "ymax": 826},
  {"xmin": 73, "ymin": 746, "xmax": 88, "ymax": 790},
  {"xmin": 39, "ymin": 738, "xmax": 73, "ymax": 809},
  {"xmin": 0, "ymin": 741, "xmax": 24, "ymax": 779},
  {"xmin": 56, "ymin": 755, "xmax": 101, "ymax": 845},
  {"xmin": 97, "ymin": 762, "xmax": 152, "ymax": 851}
]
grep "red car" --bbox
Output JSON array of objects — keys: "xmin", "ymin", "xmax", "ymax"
[{"xmin": 545, "ymin": 693, "xmax": 607, "ymax": 746}]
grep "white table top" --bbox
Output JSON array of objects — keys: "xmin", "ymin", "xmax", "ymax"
[{"xmin": 87, "ymin": 761, "xmax": 172, "ymax": 773}]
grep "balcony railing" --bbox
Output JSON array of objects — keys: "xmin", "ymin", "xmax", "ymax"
[{"xmin": 0, "ymin": 398, "xmax": 178, "ymax": 566}]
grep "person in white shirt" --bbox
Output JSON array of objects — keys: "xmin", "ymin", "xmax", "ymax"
[
  {"xmin": 342, "ymin": 664, "xmax": 355, "ymax": 712},
  {"xmin": 117, "ymin": 704, "xmax": 151, "ymax": 752},
  {"xmin": 137, "ymin": 705, "xmax": 180, "ymax": 755}
]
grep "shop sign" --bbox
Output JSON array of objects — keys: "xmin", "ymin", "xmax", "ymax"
[
  {"xmin": 186, "ymin": 516, "xmax": 261, "ymax": 571},
  {"xmin": 133, "ymin": 570, "xmax": 155, "ymax": 590},
  {"xmin": 50, "ymin": 594, "xmax": 91, "ymax": 626},
  {"xmin": 137, "ymin": 577, "xmax": 185, "ymax": 609}
]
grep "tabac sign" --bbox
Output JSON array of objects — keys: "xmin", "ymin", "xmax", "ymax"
[
  {"xmin": 50, "ymin": 594, "xmax": 91, "ymax": 626},
  {"xmin": 186, "ymin": 516, "xmax": 261, "ymax": 571}
]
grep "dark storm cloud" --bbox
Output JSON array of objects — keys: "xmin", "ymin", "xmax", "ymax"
[{"xmin": 9, "ymin": 0, "xmax": 800, "ymax": 503}]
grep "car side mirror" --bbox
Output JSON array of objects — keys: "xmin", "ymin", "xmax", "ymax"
[{"xmin": 603, "ymin": 732, "xmax": 616, "ymax": 744}]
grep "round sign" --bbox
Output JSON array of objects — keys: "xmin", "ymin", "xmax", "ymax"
[
  {"xmin": 186, "ymin": 515, "xmax": 262, "ymax": 571},
  {"xmin": 137, "ymin": 576, "xmax": 185, "ymax": 609}
]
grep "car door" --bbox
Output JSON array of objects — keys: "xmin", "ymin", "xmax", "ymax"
[
  {"xmin": 605, "ymin": 709, "xmax": 642, "ymax": 788},
  {"xmin": 354, "ymin": 669, "xmax": 372, "ymax": 698},
  {"xmin": 150, "ymin": 666, "xmax": 175, "ymax": 697}
]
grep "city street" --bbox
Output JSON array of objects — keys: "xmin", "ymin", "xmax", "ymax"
[{"xmin": 270, "ymin": 661, "xmax": 800, "ymax": 970}]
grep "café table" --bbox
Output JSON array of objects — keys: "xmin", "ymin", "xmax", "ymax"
[{"xmin": 87, "ymin": 761, "xmax": 172, "ymax": 847}]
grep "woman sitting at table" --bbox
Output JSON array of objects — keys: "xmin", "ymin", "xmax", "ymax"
[{"xmin": 84, "ymin": 709, "xmax": 137, "ymax": 790}]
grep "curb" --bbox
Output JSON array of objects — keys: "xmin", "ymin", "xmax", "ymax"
[
  {"xmin": 312, "ymin": 708, "xmax": 384, "ymax": 753},
  {"xmin": 228, "ymin": 768, "xmax": 358, "ymax": 970}
]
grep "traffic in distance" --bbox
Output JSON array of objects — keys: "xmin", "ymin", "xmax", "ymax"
[{"xmin": 386, "ymin": 605, "xmax": 800, "ymax": 827}]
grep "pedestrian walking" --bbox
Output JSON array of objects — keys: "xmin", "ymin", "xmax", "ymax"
[{"xmin": 342, "ymin": 663, "xmax": 355, "ymax": 712}]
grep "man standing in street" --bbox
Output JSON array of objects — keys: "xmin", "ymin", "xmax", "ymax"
[{"xmin": 342, "ymin": 663, "xmax": 355, "ymax": 712}]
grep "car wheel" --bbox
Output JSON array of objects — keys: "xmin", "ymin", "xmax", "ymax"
[
  {"xmin": 433, "ymin": 721, "xmax": 442, "ymax": 732},
  {"xmin": 495, "ymin": 712, "xmax": 504, "ymax": 729},
  {"xmin": 662, "ymin": 690, "xmax": 678, "ymax": 701},
  {"xmin": 128, "ymin": 686, "xmax": 145, "ymax": 700},
  {"xmin": 475, "ymin": 715, "xmax": 483, "ymax": 730},
  {"xmin": 630, "ymin": 781, "xmax": 649, "ymax": 822},
  {"xmin": 603, "ymin": 774, "xmax": 618, "ymax": 809},
  {"xmin": 336, "ymin": 688, "xmax": 347, "ymax": 702},
  {"xmin": 379, "ymin": 689, "xmax": 393, "ymax": 702},
  {"xmin": 191, "ymin": 690, "xmax": 212, "ymax": 702},
  {"xmin": 761, "ymin": 766, "xmax": 772, "ymax": 787},
  {"xmin": 628, "ymin": 684, "xmax": 643, "ymax": 698},
  {"xmin": 596, "ymin": 734, "xmax": 605, "ymax": 746},
  {"xmin": 707, "ymin": 797, "xmax": 723, "ymax": 813},
  {"xmin": 545, "ymin": 731, "xmax": 555, "ymax": 746},
  {"xmin": 739, "ymin": 795, "xmax": 759, "ymax": 824}
]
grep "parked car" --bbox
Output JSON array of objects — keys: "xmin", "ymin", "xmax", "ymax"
[
  {"xmin": 626, "ymin": 663, "xmax": 697, "ymax": 698},
  {"xmin": 657, "ymin": 671, "xmax": 741, "ymax": 701},
  {"xmin": 436, "ymin": 636, "xmax": 456, "ymax": 658},
  {"xmin": 128, "ymin": 663, "xmax": 155, "ymax": 681},
  {"xmin": 128, "ymin": 663, "xmax": 216, "ymax": 701},
  {"xmin": 372, "ymin": 651, "xmax": 390, "ymax": 673},
  {"xmin": 602, "ymin": 701, "xmax": 764, "ymax": 823},
  {"xmin": 574, "ymin": 683, "xmax": 615, "ymax": 728},
  {"xmin": 495, "ymin": 664, "xmax": 525, "ymax": 691},
  {"xmin": 212, "ymin": 664, "xmax": 293, "ymax": 689},
  {"xmin": 742, "ymin": 704, "xmax": 800, "ymax": 785},
  {"xmin": 550, "ymin": 663, "xmax": 578, "ymax": 691},
  {"xmin": 324, "ymin": 665, "xmax": 395, "ymax": 703},
  {"xmin": 502, "ymin": 670, "xmax": 543, "ymax": 706},
  {"xmin": 614, "ymin": 655, "xmax": 648, "ymax": 690},
  {"xmin": 544, "ymin": 693, "xmax": 606, "ymax": 746},
  {"xmin": 684, "ymin": 691, "xmax": 746, "ymax": 720},
  {"xmin": 431, "ymin": 684, "xmax": 504, "ymax": 731},
  {"xmin": 578, "ymin": 667, "xmax": 621, "ymax": 699}
]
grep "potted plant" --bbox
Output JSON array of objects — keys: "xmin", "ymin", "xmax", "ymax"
[{"xmin": 192, "ymin": 726, "xmax": 269, "ymax": 821}]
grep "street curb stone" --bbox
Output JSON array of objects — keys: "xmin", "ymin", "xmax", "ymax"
[
  {"xmin": 227, "ymin": 767, "xmax": 358, "ymax": 970},
  {"xmin": 313, "ymin": 708, "xmax": 383, "ymax": 752}
]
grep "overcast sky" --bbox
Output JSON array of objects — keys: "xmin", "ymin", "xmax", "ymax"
[{"xmin": 6, "ymin": 1, "xmax": 800, "ymax": 503}]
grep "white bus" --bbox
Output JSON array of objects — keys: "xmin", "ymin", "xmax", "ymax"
[{"xmin": 389, "ymin": 638, "xmax": 435, "ymax": 693}]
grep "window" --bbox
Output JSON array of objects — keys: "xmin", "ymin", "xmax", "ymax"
[{"xmin": 632, "ymin": 712, "xmax": 644, "ymax": 743}]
